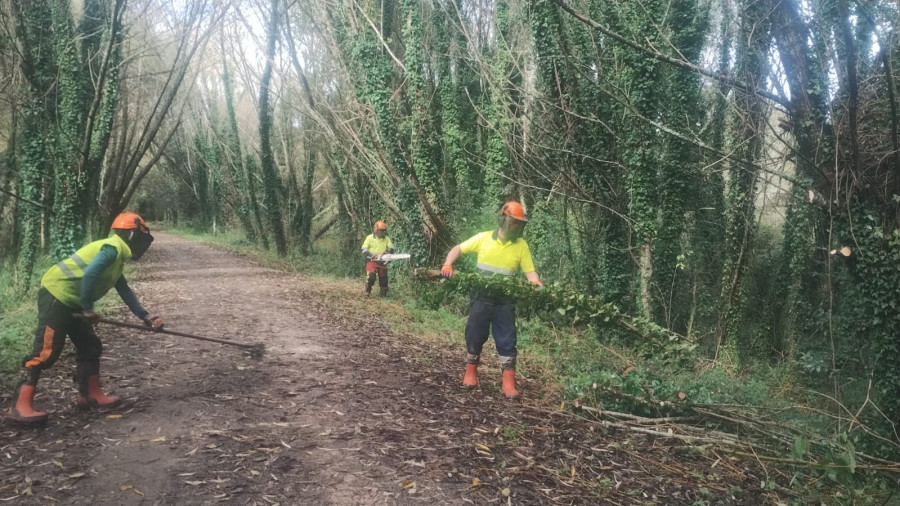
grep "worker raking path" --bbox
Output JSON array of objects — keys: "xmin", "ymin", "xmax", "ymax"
[{"xmin": 2, "ymin": 232, "xmax": 473, "ymax": 504}]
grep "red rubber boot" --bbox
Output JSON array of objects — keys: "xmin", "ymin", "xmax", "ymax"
[
  {"xmin": 8, "ymin": 381, "xmax": 48, "ymax": 425},
  {"xmin": 462, "ymin": 364, "xmax": 478, "ymax": 389},
  {"xmin": 502, "ymin": 369, "xmax": 519, "ymax": 399},
  {"xmin": 77, "ymin": 375, "xmax": 120, "ymax": 409}
]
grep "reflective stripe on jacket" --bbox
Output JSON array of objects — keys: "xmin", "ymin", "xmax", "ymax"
[{"xmin": 41, "ymin": 234, "xmax": 133, "ymax": 309}]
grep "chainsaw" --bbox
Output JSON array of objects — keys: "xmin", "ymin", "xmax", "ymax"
[{"xmin": 375, "ymin": 253, "xmax": 411, "ymax": 263}]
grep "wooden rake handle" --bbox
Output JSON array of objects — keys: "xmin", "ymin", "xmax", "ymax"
[{"xmin": 82, "ymin": 315, "xmax": 264, "ymax": 352}]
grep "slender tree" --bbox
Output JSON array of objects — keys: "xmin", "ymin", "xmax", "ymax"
[{"xmin": 257, "ymin": 0, "xmax": 287, "ymax": 255}]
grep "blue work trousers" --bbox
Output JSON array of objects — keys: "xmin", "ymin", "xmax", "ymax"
[{"xmin": 465, "ymin": 299, "xmax": 517, "ymax": 358}]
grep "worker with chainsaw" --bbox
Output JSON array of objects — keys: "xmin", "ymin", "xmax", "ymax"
[
  {"xmin": 7, "ymin": 212, "xmax": 164, "ymax": 426},
  {"xmin": 361, "ymin": 220, "xmax": 395, "ymax": 297},
  {"xmin": 441, "ymin": 201, "xmax": 542, "ymax": 399}
]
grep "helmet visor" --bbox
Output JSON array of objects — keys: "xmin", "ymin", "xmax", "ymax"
[
  {"xmin": 130, "ymin": 231, "xmax": 154, "ymax": 260},
  {"xmin": 503, "ymin": 218, "xmax": 526, "ymax": 241}
]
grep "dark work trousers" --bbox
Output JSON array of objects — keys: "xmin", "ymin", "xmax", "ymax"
[
  {"xmin": 465, "ymin": 298, "xmax": 517, "ymax": 358},
  {"xmin": 21, "ymin": 288, "xmax": 103, "ymax": 385},
  {"xmin": 365, "ymin": 261, "xmax": 388, "ymax": 289}
]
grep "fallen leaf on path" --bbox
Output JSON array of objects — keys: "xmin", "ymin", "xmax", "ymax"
[
  {"xmin": 107, "ymin": 414, "xmax": 123, "ymax": 419},
  {"xmin": 151, "ymin": 437, "xmax": 166, "ymax": 443},
  {"xmin": 120, "ymin": 484, "xmax": 132, "ymax": 491},
  {"xmin": 184, "ymin": 480, "xmax": 206, "ymax": 486},
  {"xmin": 69, "ymin": 473, "xmax": 85, "ymax": 479}
]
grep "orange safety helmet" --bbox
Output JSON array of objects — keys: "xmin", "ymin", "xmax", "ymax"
[
  {"xmin": 373, "ymin": 220, "xmax": 387, "ymax": 231},
  {"xmin": 500, "ymin": 202, "xmax": 527, "ymax": 222},
  {"xmin": 111, "ymin": 212, "xmax": 149, "ymax": 234}
]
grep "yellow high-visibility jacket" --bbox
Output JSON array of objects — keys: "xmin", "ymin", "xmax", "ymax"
[
  {"xmin": 41, "ymin": 234, "xmax": 132, "ymax": 308},
  {"xmin": 459, "ymin": 230, "xmax": 535, "ymax": 276},
  {"xmin": 361, "ymin": 234, "xmax": 394, "ymax": 256}
]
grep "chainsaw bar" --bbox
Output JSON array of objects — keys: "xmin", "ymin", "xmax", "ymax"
[{"xmin": 378, "ymin": 253, "xmax": 411, "ymax": 262}]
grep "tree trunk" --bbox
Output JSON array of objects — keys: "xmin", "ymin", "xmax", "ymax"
[{"xmin": 257, "ymin": 0, "xmax": 287, "ymax": 256}]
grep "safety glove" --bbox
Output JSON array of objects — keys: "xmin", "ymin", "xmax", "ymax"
[
  {"xmin": 143, "ymin": 314, "xmax": 164, "ymax": 331},
  {"xmin": 441, "ymin": 264, "xmax": 454, "ymax": 278}
]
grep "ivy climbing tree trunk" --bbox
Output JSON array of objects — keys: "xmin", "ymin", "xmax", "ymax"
[
  {"xmin": 652, "ymin": 1, "xmax": 708, "ymax": 332},
  {"xmin": 80, "ymin": 0, "xmax": 126, "ymax": 235},
  {"xmin": 435, "ymin": 4, "xmax": 470, "ymax": 222},
  {"xmin": 772, "ymin": 0, "xmax": 830, "ymax": 359},
  {"xmin": 717, "ymin": 0, "xmax": 772, "ymax": 353},
  {"xmin": 257, "ymin": 0, "xmax": 287, "ymax": 256},
  {"xmin": 618, "ymin": 0, "xmax": 664, "ymax": 320},
  {"xmin": 11, "ymin": 0, "xmax": 58, "ymax": 281},
  {"xmin": 297, "ymin": 135, "xmax": 315, "ymax": 255},
  {"xmin": 482, "ymin": 0, "xmax": 516, "ymax": 207}
]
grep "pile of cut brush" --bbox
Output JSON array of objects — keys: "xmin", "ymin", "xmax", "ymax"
[{"xmin": 570, "ymin": 401, "xmax": 900, "ymax": 486}]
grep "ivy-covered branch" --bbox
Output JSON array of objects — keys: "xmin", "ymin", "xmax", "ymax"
[{"xmin": 415, "ymin": 269, "xmax": 697, "ymax": 359}]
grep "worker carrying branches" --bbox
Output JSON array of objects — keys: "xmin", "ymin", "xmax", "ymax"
[
  {"xmin": 7, "ymin": 213, "xmax": 164, "ymax": 426},
  {"xmin": 361, "ymin": 220, "xmax": 395, "ymax": 297},
  {"xmin": 441, "ymin": 202, "xmax": 543, "ymax": 399}
]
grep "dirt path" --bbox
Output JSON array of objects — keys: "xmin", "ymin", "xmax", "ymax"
[{"xmin": 2, "ymin": 233, "xmax": 775, "ymax": 505}]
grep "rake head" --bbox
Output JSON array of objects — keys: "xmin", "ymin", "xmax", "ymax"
[{"xmin": 245, "ymin": 344, "xmax": 266, "ymax": 360}]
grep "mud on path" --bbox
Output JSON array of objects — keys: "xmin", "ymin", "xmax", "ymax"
[{"xmin": 2, "ymin": 232, "xmax": 778, "ymax": 505}]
